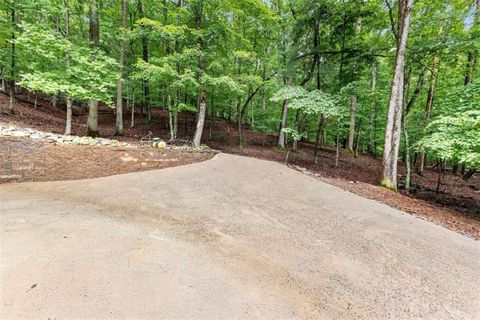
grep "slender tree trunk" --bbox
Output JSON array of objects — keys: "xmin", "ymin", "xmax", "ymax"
[
  {"xmin": 463, "ymin": 169, "xmax": 477, "ymax": 181},
  {"xmin": 368, "ymin": 61, "xmax": 377, "ymax": 155},
  {"xmin": 382, "ymin": 0, "xmax": 414, "ymax": 191},
  {"xmin": 313, "ymin": 116, "xmax": 324, "ymax": 163},
  {"xmin": 137, "ymin": 0, "xmax": 150, "ymax": 119},
  {"xmin": 348, "ymin": 95, "xmax": 357, "ymax": 150},
  {"xmin": 66, "ymin": 98, "xmax": 72, "ymax": 135},
  {"xmin": 115, "ymin": 0, "xmax": 127, "ymax": 135},
  {"xmin": 417, "ymin": 57, "xmax": 439, "ymax": 175},
  {"xmin": 64, "ymin": 0, "xmax": 73, "ymax": 135},
  {"xmin": 278, "ymin": 75, "xmax": 292, "ymax": 148},
  {"xmin": 347, "ymin": 17, "xmax": 362, "ymax": 151},
  {"xmin": 335, "ymin": 125, "xmax": 340, "ymax": 169},
  {"xmin": 464, "ymin": 52, "xmax": 475, "ymax": 85},
  {"xmin": 192, "ymin": 0, "xmax": 206, "ymax": 148},
  {"xmin": 237, "ymin": 97, "xmax": 243, "ymax": 147},
  {"xmin": 8, "ymin": 1, "xmax": 15, "ymax": 114},
  {"xmin": 87, "ymin": 0, "xmax": 100, "ymax": 137},
  {"xmin": 168, "ymin": 96, "xmax": 175, "ymax": 141},
  {"xmin": 464, "ymin": 0, "xmax": 478, "ymax": 86},
  {"xmin": 403, "ymin": 102, "xmax": 411, "ymax": 193},
  {"xmin": 130, "ymin": 88, "xmax": 135, "ymax": 128},
  {"xmin": 193, "ymin": 92, "xmax": 206, "ymax": 147},
  {"xmin": 354, "ymin": 121, "xmax": 362, "ymax": 158}
]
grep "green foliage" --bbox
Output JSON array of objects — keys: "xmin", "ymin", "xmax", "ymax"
[
  {"xmin": 281, "ymin": 127, "xmax": 305, "ymax": 143},
  {"xmin": 420, "ymin": 83, "xmax": 480, "ymax": 168},
  {"xmin": 270, "ymin": 86, "xmax": 307, "ymax": 102},
  {"xmin": 16, "ymin": 24, "xmax": 117, "ymax": 105}
]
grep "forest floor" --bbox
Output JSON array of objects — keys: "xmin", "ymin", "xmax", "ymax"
[
  {"xmin": 2, "ymin": 153, "xmax": 479, "ymax": 319},
  {"xmin": 0, "ymin": 91, "xmax": 479, "ymax": 239}
]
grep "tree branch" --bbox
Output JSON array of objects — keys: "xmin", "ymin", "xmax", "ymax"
[{"xmin": 385, "ymin": 0, "xmax": 398, "ymax": 41}]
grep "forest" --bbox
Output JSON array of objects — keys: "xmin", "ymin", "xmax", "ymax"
[{"xmin": 0, "ymin": 0, "xmax": 479, "ymax": 194}]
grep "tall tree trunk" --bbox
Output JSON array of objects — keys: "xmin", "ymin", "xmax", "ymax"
[
  {"xmin": 87, "ymin": 0, "xmax": 100, "ymax": 137},
  {"xmin": 137, "ymin": 0, "xmax": 150, "ymax": 119},
  {"xmin": 417, "ymin": 57, "xmax": 439, "ymax": 175},
  {"xmin": 382, "ymin": 0, "xmax": 414, "ymax": 191},
  {"xmin": 347, "ymin": 17, "xmax": 362, "ymax": 151},
  {"xmin": 464, "ymin": 52, "xmax": 476, "ymax": 85},
  {"xmin": 236, "ymin": 97, "xmax": 244, "ymax": 147},
  {"xmin": 115, "ymin": 0, "xmax": 127, "ymax": 135},
  {"xmin": 464, "ymin": 0, "xmax": 479, "ymax": 85},
  {"xmin": 8, "ymin": 1, "xmax": 15, "ymax": 114},
  {"xmin": 130, "ymin": 87, "xmax": 135, "ymax": 128},
  {"xmin": 368, "ymin": 61, "xmax": 377, "ymax": 155},
  {"xmin": 348, "ymin": 95, "xmax": 357, "ymax": 150},
  {"xmin": 278, "ymin": 75, "xmax": 293, "ymax": 148},
  {"xmin": 66, "ymin": 98, "xmax": 72, "ymax": 135},
  {"xmin": 192, "ymin": 0, "xmax": 206, "ymax": 148},
  {"xmin": 64, "ymin": 0, "xmax": 73, "ymax": 135},
  {"xmin": 313, "ymin": 115, "xmax": 325, "ymax": 163},
  {"xmin": 262, "ymin": 51, "xmax": 268, "ymax": 113},
  {"xmin": 193, "ymin": 92, "xmax": 206, "ymax": 147}
]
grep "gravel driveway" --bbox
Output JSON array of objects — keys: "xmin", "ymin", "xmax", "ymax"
[{"xmin": 1, "ymin": 154, "xmax": 479, "ymax": 319}]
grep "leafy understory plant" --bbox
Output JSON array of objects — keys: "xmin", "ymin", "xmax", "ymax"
[{"xmin": 281, "ymin": 127, "xmax": 305, "ymax": 164}]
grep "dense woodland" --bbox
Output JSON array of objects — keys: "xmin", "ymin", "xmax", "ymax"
[{"xmin": 0, "ymin": 0, "xmax": 479, "ymax": 192}]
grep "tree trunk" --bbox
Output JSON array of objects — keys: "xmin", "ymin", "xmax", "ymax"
[
  {"xmin": 313, "ymin": 115, "xmax": 324, "ymax": 163},
  {"xmin": 335, "ymin": 127, "xmax": 340, "ymax": 169},
  {"xmin": 87, "ymin": 0, "xmax": 100, "ymax": 137},
  {"xmin": 382, "ymin": 0, "xmax": 414, "ymax": 191},
  {"xmin": 368, "ymin": 61, "xmax": 377, "ymax": 155},
  {"xmin": 354, "ymin": 121, "xmax": 362, "ymax": 158},
  {"xmin": 348, "ymin": 95, "xmax": 356, "ymax": 151},
  {"xmin": 464, "ymin": 52, "xmax": 475, "ymax": 85},
  {"xmin": 417, "ymin": 56, "xmax": 439, "ymax": 175},
  {"xmin": 237, "ymin": 97, "xmax": 243, "ymax": 147},
  {"xmin": 192, "ymin": 0, "xmax": 206, "ymax": 148},
  {"xmin": 137, "ymin": 0, "xmax": 150, "ymax": 119},
  {"xmin": 464, "ymin": 0, "xmax": 478, "ymax": 86},
  {"xmin": 64, "ymin": 0, "xmax": 73, "ymax": 135},
  {"xmin": 130, "ymin": 88, "xmax": 135, "ymax": 128},
  {"xmin": 403, "ymin": 103, "xmax": 411, "ymax": 193},
  {"xmin": 87, "ymin": 100, "xmax": 99, "ymax": 137},
  {"xmin": 193, "ymin": 92, "xmax": 206, "ymax": 147},
  {"xmin": 168, "ymin": 95, "xmax": 176, "ymax": 141},
  {"xmin": 463, "ymin": 169, "xmax": 477, "ymax": 181},
  {"xmin": 115, "ymin": 0, "xmax": 127, "ymax": 135},
  {"xmin": 65, "ymin": 97, "xmax": 72, "ymax": 135},
  {"xmin": 8, "ymin": 1, "xmax": 15, "ymax": 114},
  {"xmin": 278, "ymin": 75, "xmax": 293, "ymax": 148},
  {"xmin": 347, "ymin": 17, "xmax": 361, "ymax": 152}
]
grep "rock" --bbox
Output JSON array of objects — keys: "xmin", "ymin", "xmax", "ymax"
[
  {"xmin": 79, "ymin": 137, "xmax": 91, "ymax": 145},
  {"xmin": 0, "ymin": 125, "xmax": 133, "ymax": 148},
  {"xmin": 12, "ymin": 131, "xmax": 27, "ymax": 137}
]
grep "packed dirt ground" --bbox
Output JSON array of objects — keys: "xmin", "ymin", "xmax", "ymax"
[
  {"xmin": 2, "ymin": 154, "xmax": 479, "ymax": 319},
  {"xmin": 1, "ymin": 91, "xmax": 479, "ymax": 239}
]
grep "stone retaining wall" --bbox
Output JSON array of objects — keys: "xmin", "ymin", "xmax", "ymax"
[{"xmin": 0, "ymin": 137, "xmax": 214, "ymax": 183}]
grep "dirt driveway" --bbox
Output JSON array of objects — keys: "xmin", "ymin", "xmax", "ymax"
[{"xmin": 1, "ymin": 154, "xmax": 479, "ymax": 319}]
